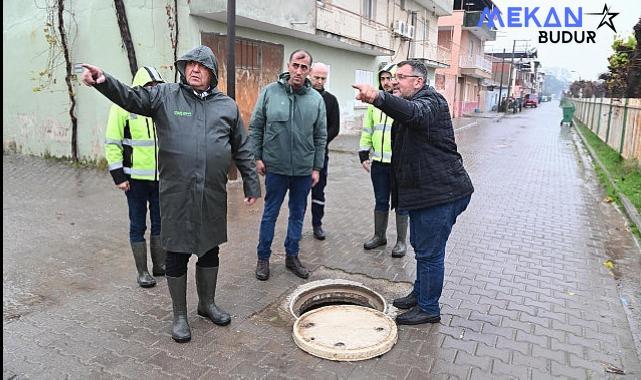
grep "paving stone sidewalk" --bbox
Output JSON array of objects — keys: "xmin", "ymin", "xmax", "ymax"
[{"xmin": 3, "ymin": 102, "xmax": 640, "ymax": 379}]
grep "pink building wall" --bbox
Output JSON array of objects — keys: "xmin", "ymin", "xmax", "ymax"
[{"xmin": 436, "ymin": 11, "xmax": 487, "ymax": 117}]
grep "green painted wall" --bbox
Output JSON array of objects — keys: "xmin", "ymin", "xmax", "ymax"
[{"xmin": 3, "ymin": 1, "xmax": 379, "ymax": 160}]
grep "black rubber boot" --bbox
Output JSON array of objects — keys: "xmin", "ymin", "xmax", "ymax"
[
  {"xmin": 149, "ymin": 235, "xmax": 166, "ymax": 276},
  {"xmin": 195, "ymin": 266, "xmax": 231, "ymax": 326},
  {"xmin": 166, "ymin": 274, "xmax": 191, "ymax": 343},
  {"xmin": 392, "ymin": 214, "xmax": 409, "ymax": 258},
  {"xmin": 364, "ymin": 211, "xmax": 388, "ymax": 250},
  {"xmin": 130, "ymin": 241, "xmax": 156, "ymax": 288}
]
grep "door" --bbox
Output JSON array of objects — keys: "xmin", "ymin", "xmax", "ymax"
[
  {"xmin": 202, "ymin": 33, "xmax": 284, "ymax": 179},
  {"xmin": 202, "ymin": 33, "xmax": 284, "ymax": 128}
]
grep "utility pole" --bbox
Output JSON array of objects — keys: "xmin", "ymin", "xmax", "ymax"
[
  {"xmin": 506, "ymin": 39, "xmax": 516, "ymax": 99},
  {"xmin": 226, "ymin": 0, "xmax": 236, "ymax": 100},
  {"xmin": 226, "ymin": 0, "xmax": 238, "ymax": 180},
  {"xmin": 497, "ymin": 48, "xmax": 506, "ymax": 112},
  {"xmin": 505, "ymin": 39, "xmax": 531, "ymax": 100}
]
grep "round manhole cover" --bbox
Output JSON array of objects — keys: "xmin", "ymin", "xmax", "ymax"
[{"xmin": 292, "ymin": 305, "xmax": 398, "ymax": 361}]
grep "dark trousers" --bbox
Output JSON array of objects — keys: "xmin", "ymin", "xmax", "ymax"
[
  {"xmin": 311, "ymin": 155, "xmax": 329, "ymax": 227},
  {"xmin": 409, "ymin": 195, "xmax": 471, "ymax": 314},
  {"xmin": 125, "ymin": 179, "xmax": 160, "ymax": 242},
  {"xmin": 370, "ymin": 161, "xmax": 408, "ymax": 215},
  {"xmin": 165, "ymin": 246, "xmax": 220, "ymax": 277},
  {"xmin": 257, "ymin": 173, "xmax": 312, "ymax": 259}
]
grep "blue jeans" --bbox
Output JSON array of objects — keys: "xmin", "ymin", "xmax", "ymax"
[
  {"xmin": 311, "ymin": 155, "xmax": 329, "ymax": 227},
  {"xmin": 409, "ymin": 195, "xmax": 471, "ymax": 315},
  {"xmin": 371, "ymin": 161, "xmax": 408, "ymax": 215},
  {"xmin": 257, "ymin": 173, "xmax": 312, "ymax": 259},
  {"xmin": 125, "ymin": 179, "xmax": 161, "ymax": 243}
]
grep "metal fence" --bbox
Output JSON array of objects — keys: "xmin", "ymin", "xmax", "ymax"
[{"xmin": 569, "ymin": 98, "xmax": 641, "ymax": 163}]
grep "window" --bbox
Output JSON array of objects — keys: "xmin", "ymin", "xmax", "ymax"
[
  {"xmin": 423, "ymin": 20, "xmax": 429, "ymax": 42},
  {"xmin": 363, "ymin": 0, "xmax": 375, "ymax": 20},
  {"xmin": 354, "ymin": 69, "xmax": 374, "ymax": 107}
]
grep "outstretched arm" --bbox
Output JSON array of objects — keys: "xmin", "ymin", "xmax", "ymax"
[{"xmin": 81, "ymin": 64, "xmax": 160, "ymax": 117}]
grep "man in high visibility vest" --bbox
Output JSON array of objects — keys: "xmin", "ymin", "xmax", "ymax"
[
  {"xmin": 358, "ymin": 63, "xmax": 409, "ymax": 257},
  {"xmin": 104, "ymin": 66, "xmax": 165, "ymax": 288}
]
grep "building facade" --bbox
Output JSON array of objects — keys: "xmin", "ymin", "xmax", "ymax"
[
  {"xmin": 3, "ymin": 0, "xmax": 452, "ymax": 160},
  {"xmin": 434, "ymin": 0, "xmax": 496, "ymax": 118}
]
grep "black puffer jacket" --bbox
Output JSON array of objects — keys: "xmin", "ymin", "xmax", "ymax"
[{"xmin": 374, "ymin": 85, "xmax": 474, "ymax": 210}]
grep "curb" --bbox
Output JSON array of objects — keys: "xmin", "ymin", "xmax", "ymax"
[{"xmin": 572, "ymin": 118, "xmax": 641, "ymax": 234}]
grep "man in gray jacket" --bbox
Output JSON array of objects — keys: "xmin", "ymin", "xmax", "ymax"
[
  {"xmin": 250, "ymin": 49, "xmax": 327, "ymax": 281},
  {"xmin": 81, "ymin": 45, "xmax": 260, "ymax": 343}
]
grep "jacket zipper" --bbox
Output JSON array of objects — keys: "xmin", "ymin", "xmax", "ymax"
[
  {"xmin": 380, "ymin": 114, "xmax": 387, "ymax": 163},
  {"xmin": 151, "ymin": 120, "xmax": 158, "ymax": 181}
]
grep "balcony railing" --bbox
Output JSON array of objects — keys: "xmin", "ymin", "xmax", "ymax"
[
  {"xmin": 462, "ymin": 11, "xmax": 497, "ymax": 41},
  {"xmin": 409, "ymin": 42, "xmax": 451, "ymax": 67},
  {"xmin": 315, "ymin": 1, "xmax": 392, "ymax": 51},
  {"xmin": 437, "ymin": 45, "xmax": 451, "ymax": 66},
  {"xmin": 459, "ymin": 54, "xmax": 492, "ymax": 72}
]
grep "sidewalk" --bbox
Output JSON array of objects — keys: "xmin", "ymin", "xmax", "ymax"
[
  {"xmin": 331, "ymin": 112, "xmax": 502, "ymax": 154},
  {"xmin": 3, "ymin": 103, "xmax": 640, "ymax": 379}
]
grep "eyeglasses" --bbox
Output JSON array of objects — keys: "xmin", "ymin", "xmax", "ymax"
[{"xmin": 394, "ymin": 74, "xmax": 421, "ymax": 80}]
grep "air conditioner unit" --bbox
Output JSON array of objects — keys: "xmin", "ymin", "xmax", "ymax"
[
  {"xmin": 406, "ymin": 25, "xmax": 415, "ymax": 39},
  {"xmin": 393, "ymin": 20, "xmax": 406, "ymax": 36}
]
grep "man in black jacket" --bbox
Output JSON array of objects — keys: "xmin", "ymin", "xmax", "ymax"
[
  {"xmin": 353, "ymin": 60, "xmax": 473, "ymax": 326},
  {"xmin": 308, "ymin": 62, "xmax": 340, "ymax": 240}
]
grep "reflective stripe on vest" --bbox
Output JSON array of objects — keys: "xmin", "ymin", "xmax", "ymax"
[
  {"xmin": 123, "ymin": 167, "xmax": 159, "ymax": 176},
  {"xmin": 371, "ymin": 151, "xmax": 392, "ymax": 161},
  {"xmin": 109, "ymin": 161, "xmax": 124, "ymax": 170},
  {"xmin": 104, "ymin": 138, "xmax": 122, "ymax": 146},
  {"xmin": 122, "ymin": 139, "xmax": 155, "ymax": 147},
  {"xmin": 105, "ymin": 138, "xmax": 155, "ymax": 147}
]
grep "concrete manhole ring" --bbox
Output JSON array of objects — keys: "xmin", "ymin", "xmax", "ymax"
[{"xmin": 287, "ymin": 279, "xmax": 387, "ymax": 318}]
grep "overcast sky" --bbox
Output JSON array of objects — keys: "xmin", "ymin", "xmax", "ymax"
[{"xmin": 484, "ymin": 0, "xmax": 640, "ymax": 81}]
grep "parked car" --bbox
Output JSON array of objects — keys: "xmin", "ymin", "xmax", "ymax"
[{"xmin": 524, "ymin": 95, "xmax": 538, "ymax": 108}]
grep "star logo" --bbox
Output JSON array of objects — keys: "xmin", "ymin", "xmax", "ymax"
[{"xmin": 587, "ymin": 4, "xmax": 619, "ymax": 33}]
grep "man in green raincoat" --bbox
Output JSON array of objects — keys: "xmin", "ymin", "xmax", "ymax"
[{"xmin": 82, "ymin": 45, "xmax": 260, "ymax": 343}]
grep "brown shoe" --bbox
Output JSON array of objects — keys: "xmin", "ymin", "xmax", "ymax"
[
  {"xmin": 285, "ymin": 256, "xmax": 309, "ymax": 279},
  {"xmin": 255, "ymin": 259, "xmax": 269, "ymax": 281}
]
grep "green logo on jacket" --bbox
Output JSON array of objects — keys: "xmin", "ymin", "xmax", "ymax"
[{"xmin": 174, "ymin": 111, "xmax": 193, "ymax": 117}]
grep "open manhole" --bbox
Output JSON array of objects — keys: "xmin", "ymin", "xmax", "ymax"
[
  {"xmin": 288, "ymin": 279, "xmax": 387, "ymax": 318},
  {"xmin": 288, "ymin": 279, "xmax": 397, "ymax": 361}
]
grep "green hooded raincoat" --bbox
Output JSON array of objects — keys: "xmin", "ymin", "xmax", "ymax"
[{"xmin": 95, "ymin": 45, "xmax": 260, "ymax": 256}]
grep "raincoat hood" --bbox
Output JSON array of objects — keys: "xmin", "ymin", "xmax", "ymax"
[
  {"xmin": 175, "ymin": 45, "xmax": 219, "ymax": 88},
  {"xmin": 132, "ymin": 66, "xmax": 165, "ymax": 87},
  {"xmin": 377, "ymin": 63, "xmax": 397, "ymax": 91}
]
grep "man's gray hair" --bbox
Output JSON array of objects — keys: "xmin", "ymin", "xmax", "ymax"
[{"xmin": 397, "ymin": 60, "xmax": 427, "ymax": 82}]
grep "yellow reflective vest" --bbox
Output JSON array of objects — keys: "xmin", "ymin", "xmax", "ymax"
[
  {"xmin": 104, "ymin": 67, "xmax": 164, "ymax": 184},
  {"xmin": 359, "ymin": 104, "xmax": 394, "ymax": 163}
]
